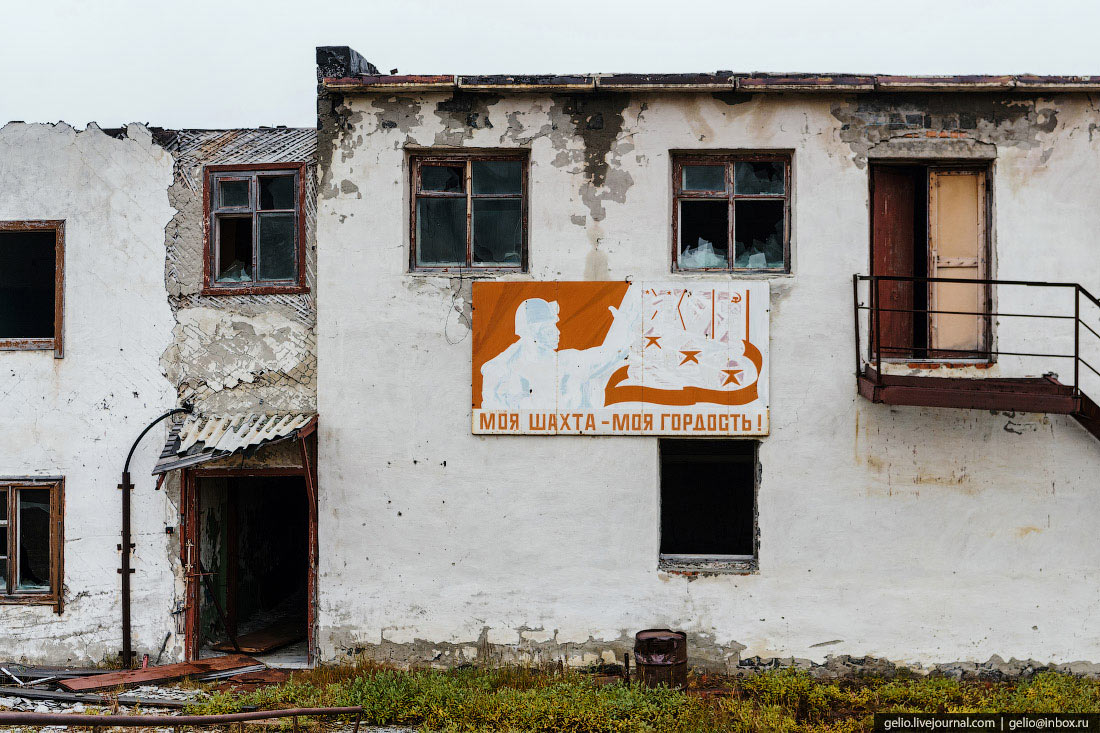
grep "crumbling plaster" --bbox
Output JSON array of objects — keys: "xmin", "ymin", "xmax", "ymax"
[
  {"xmin": 317, "ymin": 89, "xmax": 1100, "ymax": 672},
  {"xmin": 0, "ymin": 122, "xmax": 178, "ymax": 664},
  {"xmin": 159, "ymin": 129, "xmax": 318, "ymax": 417}
]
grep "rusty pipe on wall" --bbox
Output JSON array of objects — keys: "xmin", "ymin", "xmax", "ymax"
[{"xmin": 120, "ymin": 404, "xmax": 191, "ymax": 668}]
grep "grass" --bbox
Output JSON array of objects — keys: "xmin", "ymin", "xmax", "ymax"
[{"xmin": 184, "ymin": 663, "xmax": 1100, "ymax": 732}]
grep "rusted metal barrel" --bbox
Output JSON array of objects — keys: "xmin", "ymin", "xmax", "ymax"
[{"xmin": 633, "ymin": 628, "xmax": 687, "ymax": 689}]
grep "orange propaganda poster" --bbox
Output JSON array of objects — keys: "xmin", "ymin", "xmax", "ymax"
[{"xmin": 471, "ymin": 281, "xmax": 770, "ymax": 436}]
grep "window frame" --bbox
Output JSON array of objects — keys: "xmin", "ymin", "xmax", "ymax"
[
  {"xmin": 657, "ymin": 439, "xmax": 759, "ymax": 575},
  {"xmin": 409, "ymin": 152, "xmax": 529, "ymax": 272},
  {"xmin": 672, "ymin": 153, "xmax": 792, "ymax": 274},
  {"xmin": 0, "ymin": 220, "xmax": 65, "ymax": 358},
  {"xmin": 203, "ymin": 163, "xmax": 308, "ymax": 295},
  {"xmin": 0, "ymin": 477, "xmax": 64, "ymax": 613}
]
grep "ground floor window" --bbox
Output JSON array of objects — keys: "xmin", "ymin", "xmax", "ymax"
[
  {"xmin": 0, "ymin": 478, "xmax": 63, "ymax": 610},
  {"xmin": 658, "ymin": 439, "xmax": 757, "ymax": 572}
]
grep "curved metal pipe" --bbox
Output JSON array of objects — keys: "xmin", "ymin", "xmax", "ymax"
[{"xmin": 120, "ymin": 403, "xmax": 192, "ymax": 667}]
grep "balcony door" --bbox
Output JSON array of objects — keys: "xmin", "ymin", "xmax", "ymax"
[{"xmin": 870, "ymin": 163, "xmax": 989, "ymax": 361}]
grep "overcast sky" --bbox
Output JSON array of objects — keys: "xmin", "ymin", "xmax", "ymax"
[{"xmin": 3, "ymin": 0, "xmax": 1098, "ymax": 129}]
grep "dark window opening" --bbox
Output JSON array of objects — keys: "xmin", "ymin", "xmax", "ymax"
[
  {"xmin": 206, "ymin": 166, "xmax": 305, "ymax": 293},
  {"xmin": 679, "ymin": 201, "xmax": 729, "ymax": 268},
  {"xmin": 674, "ymin": 155, "xmax": 790, "ymax": 272},
  {"xmin": 216, "ymin": 217, "xmax": 253, "ymax": 283},
  {"xmin": 0, "ymin": 230, "xmax": 57, "ymax": 340},
  {"xmin": 412, "ymin": 155, "xmax": 527, "ymax": 270},
  {"xmin": 659, "ymin": 439, "xmax": 756, "ymax": 558}
]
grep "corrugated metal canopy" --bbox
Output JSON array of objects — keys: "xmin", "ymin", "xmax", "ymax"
[{"xmin": 152, "ymin": 413, "xmax": 315, "ymax": 474}]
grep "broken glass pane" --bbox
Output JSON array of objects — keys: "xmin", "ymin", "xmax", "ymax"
[
  {"xmin": 259, "ymin": 176, "xmax": 295, "ymax": 210},
  {"xmin": 421, "ymin": 165, "xmax": 464, "ymax": 193},
  {"xmin": 216, "ymin": 217, "xmax": 253, "ymax": 283},
  {"xmin": 679, "ymin": 200, "xmax": 729, "ymax": 268},
  {"xmin": 258, "ymin": 214, "xmax": 296, "ymax": 280},
  {"xmin": 682, "ymin": 165, "xmax": 726, "ymax": 192},
  {"xmin": 734, "ymin": 200, "xmax": 784, "ymax": 269},
  {"xmin": 219, "ymin": 179, "xmax": 250, "ymax": 208},
  {"xmin": 473, "ymin": 199, "xmax": 522, "ymax": 265},
  {"xmin": 17, "ymin": 489, "xmax": 49, "ymax": 593},
  {"xmin": 472, "ymin": 161, "xmax": 522, "ymax": 195},
  {"xmin": 734, "ymin": 162, "xmax": 785, "ymax": 195},
  {"xmin": 417, "ymin": 197, "xmax": 466, "ymax": 265}
]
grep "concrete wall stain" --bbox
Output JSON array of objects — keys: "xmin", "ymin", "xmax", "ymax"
[{"xmin": 832, "ymin": 93, "xmax": 1062, "ymax": 166}]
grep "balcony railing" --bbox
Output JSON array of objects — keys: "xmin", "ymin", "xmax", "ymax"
[{"xmin": 853, "ymin": 274, "xmax": 1100, "ymax": 404}]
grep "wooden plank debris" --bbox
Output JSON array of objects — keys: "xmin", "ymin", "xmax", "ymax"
[
  {"xmin": 212, "ymin": 620, "xmax": 304, "ymax": 654},
  {"xmin": 58, "ymin": 654, "xmax": 260, "ymax": 692}
]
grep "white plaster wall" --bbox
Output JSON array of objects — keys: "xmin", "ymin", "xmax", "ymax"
[
  {"xmin": 317, "ymin": 93, "xmax": 1100, "ymax": 668},
  {"xmin": 0, "ymin": 123, "xmax": 177, "ymax": 663}
]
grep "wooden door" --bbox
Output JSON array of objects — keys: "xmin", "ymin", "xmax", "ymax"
[
  {"xmin": 928, "ymin": 170, "xmax": 988, "ymax": 358},
  {"xmin": 871, "ymin": 166, "xmax": 917, "ymax": 358}
]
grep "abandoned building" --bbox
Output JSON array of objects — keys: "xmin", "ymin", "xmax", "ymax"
[{"xmin": 2, "ymin": 46, "xmax": 1100, "ymax": 674}]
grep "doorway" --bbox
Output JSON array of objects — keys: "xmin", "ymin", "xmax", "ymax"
[
  {"xmin": 870, "ymin": 163, "xmax": 991, "ymax": 360},
  {"xmin": 182, "ymin": 469, "xmax": 315, "ymax": 667}
]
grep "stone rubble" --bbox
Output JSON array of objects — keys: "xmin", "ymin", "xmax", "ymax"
[{"xmin": 0, "ymin": 682, "xmax": 205, "ymax": 716}]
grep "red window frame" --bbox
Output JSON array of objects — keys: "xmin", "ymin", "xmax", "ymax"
[
  {"xmin": 0, "ymin": 220, "xmax": 65, "ymax": 358},
  {"xmin": 672, "ymin": 153, "xmax": 792, "ymax": 273},
  {"xmin": 409, "ymin": 153, "xmax": 529, "ymax": 272},
  {"xmin": 0, "ymin": 477, "xmax": 65, "ymax": 614},
  {"xmin": 203, "ymin": 163, "xmax": 308, "ymax": 295}
]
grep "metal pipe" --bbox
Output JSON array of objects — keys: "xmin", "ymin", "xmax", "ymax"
[
  {"xmin": 120, "ymin": 405, "xmax": 192, "ymax": 668},
  {"xmin": 1075, "ymin": 285, "xmax": 1081, "ymax": 396},
  {"xmin": 0, "ymin": 707, "xmax": 364, "ymax": 727}
]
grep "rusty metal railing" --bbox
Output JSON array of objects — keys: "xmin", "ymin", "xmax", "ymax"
[
  {"xmin": 853, "ymin": 274, "xmax": 1100, "ymax": 398},
  {"xmin": 0, "ymin": 705, "xmax": 364, "ymax": 730}
]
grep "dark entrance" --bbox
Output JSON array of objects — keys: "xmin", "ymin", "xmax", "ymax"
[{"xmin": 186, "ymin": 472, "xmax": 311, "ymax": 665}]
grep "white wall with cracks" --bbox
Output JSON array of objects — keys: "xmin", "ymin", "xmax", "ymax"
[
  {"xmin": 316, "ymin": 90, "xmax": 1100, "ymax": 672},
  {"xmin": 0, "ymin": 122, "xmax": 178, "ymax": 663}
]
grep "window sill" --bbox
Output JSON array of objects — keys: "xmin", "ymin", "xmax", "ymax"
[
  {"xmin": 671, "ymin": 269, "xmax": 792, "ymax": 279},
  {"xmin": 0, "ymin": 339, "xmax": 62, "ymax": 358},
  {"xmin": 202, "ymin": 284, "xmax": 309, "ymax": 296},
  {"xmin": 0, "ymin": 339, "xmax": 55, "ymax": 350},
  {"xmin": 658, "ymin": 556, "xmax": 757, "ymax": 576},
  {"xmin": 0, "ymin": 594, "xmax": 61, "ymax": 612},
  {"xmin": 406, "ymin": 269, "xmax": 528, "ymax": 279}
]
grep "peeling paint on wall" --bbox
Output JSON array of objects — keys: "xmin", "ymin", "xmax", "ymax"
[
  {"xmin": 832, "ymin": 93, "xmax": 1062, "ymax": 166},
  {"xmin": 157, "ymin": 128, "xmax": 318, "ymax": 418}
]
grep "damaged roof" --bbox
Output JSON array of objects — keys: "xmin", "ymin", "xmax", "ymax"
[
  {"xmin": 322, "ymin": 72, "xmax": 1100, "ymax": 94},
  {"xmin": 152, "ymin": 413, "xmax": 316, "ymax": 474}
]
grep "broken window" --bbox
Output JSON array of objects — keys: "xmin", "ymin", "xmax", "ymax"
[
  {"xmin": 659, "ymin": 439, "xmax": 756, "ymax": 563},
  {"xmin": 0, "ymin": 479, "xmax": 63, "ymax": 611},
  {"xmin": 673, "ymin": 156, "xmax": 790, "ymax": 272},
  {"xmin": 412, "ymin": 155, "xmax": 527, "ymax": 270},
  {"xmin": 0, "ymin": 221, "xmax": 64, "ymax": 356},
  {"xmin": 206, "ymin": 165, "xmax": 306, "ymax": 292}
]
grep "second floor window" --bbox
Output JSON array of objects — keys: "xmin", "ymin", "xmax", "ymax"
[
  {"xmin": 0, "ymin": 221, "xmax": 64, "ymax": 357},
  {"xmin": 673, "ymin": 154, "xmax": 791, "ymax": 273},
  {"xmin": 205, "ymin": 164, "xmax": 306, "ymax": 293},
  {"xmin": 411, "ymin": 154, "xmax": 527, "ymax": 270}
]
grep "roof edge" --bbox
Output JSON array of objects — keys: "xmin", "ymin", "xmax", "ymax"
[{"xmin": 322, "ymin": 73, "xmax": 1100, "ymax": 95}]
